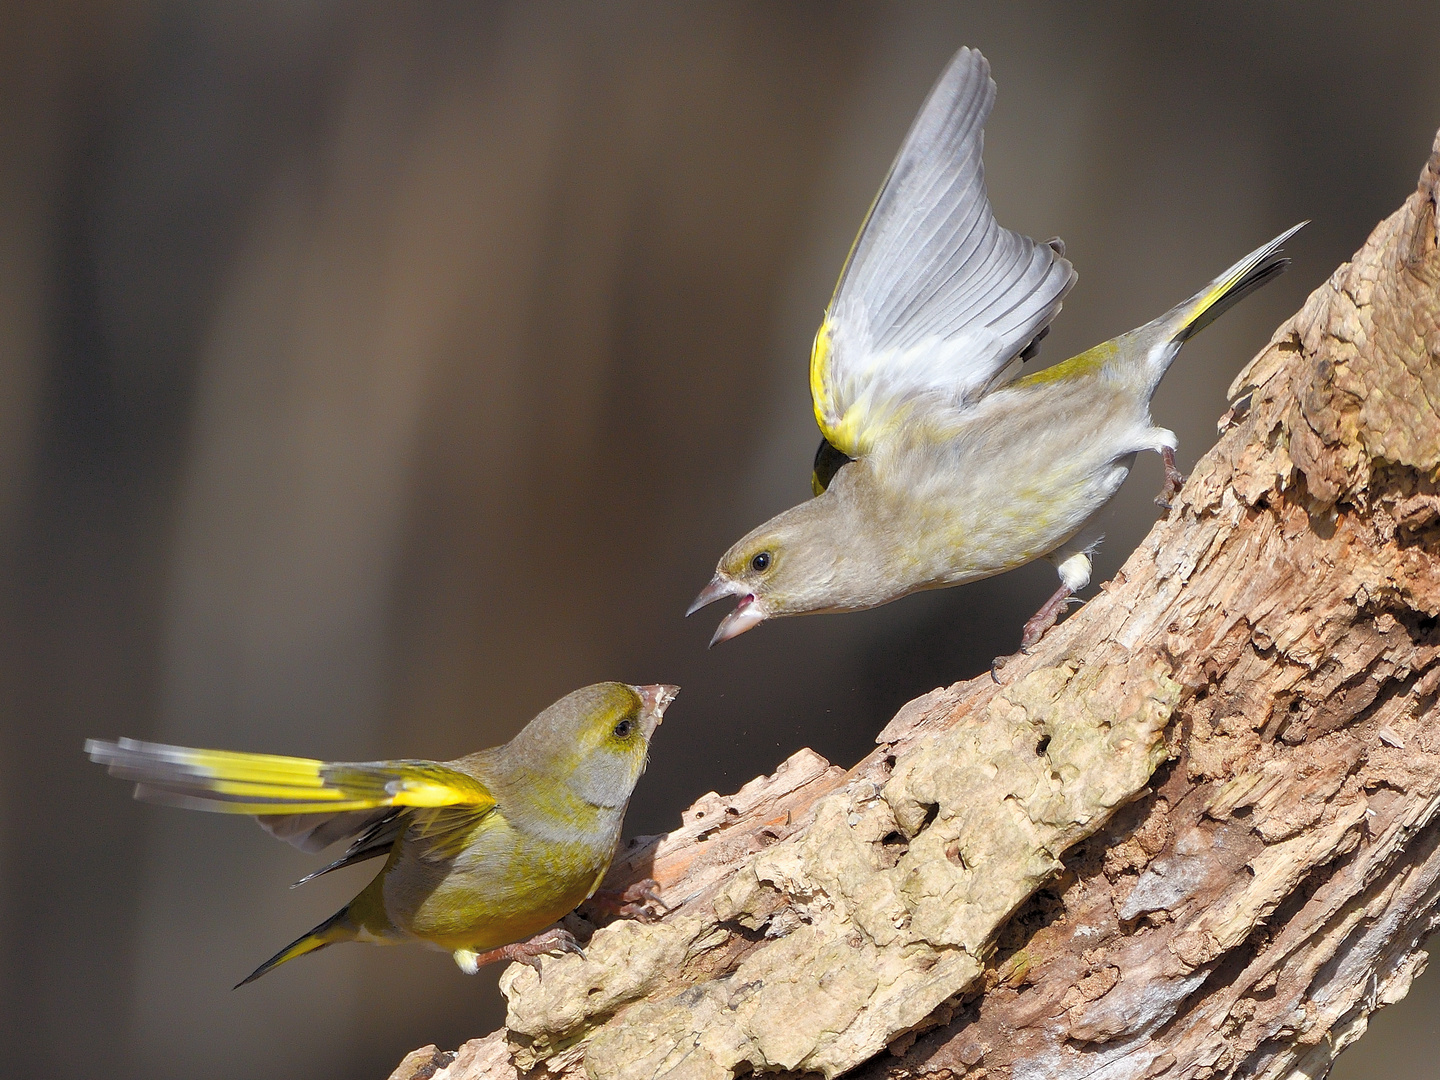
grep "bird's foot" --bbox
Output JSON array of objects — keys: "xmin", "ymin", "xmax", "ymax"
[
  {"xmin": 453, "ymin": 927, "xmax": 584, "ymax": 977},
  {"xmin": 993, "ymin": 583, "xmax": 1076, "ymax": 681},
  {"xmin": 587, "ymin": 878, "xmax": 669, "ymax": 922},
  {"xmin": 1156, "ymin": 446, "xmax": 1185, "ymax": 509}
]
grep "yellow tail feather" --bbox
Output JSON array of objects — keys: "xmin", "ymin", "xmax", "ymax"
[{"xmin": 85, "ymin": 737, "xmax": 496, "ymax": 816}]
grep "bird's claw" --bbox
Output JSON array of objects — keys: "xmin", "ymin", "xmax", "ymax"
[
  {"xmin": 549, "ymin": 930, "xmax": 586, "ymax": 960},
  {"xmin": 588, "ymin": 878, "xmax": 669, "ymax": 922},
  {"xmin": 456, "ymin": 927, "xmax": 586, "ymax": 979},
  {"xmin": 990, "ymin": 654, "xmax": 1011, "ymax": 683},
  {"xmin": 515, "ymin": 929, "xmax": 586, "ymax": 975}
]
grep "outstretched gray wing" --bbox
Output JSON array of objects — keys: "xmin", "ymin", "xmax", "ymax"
[{"xmin": 813, "ymin": 47, "xmax": 1075, "ymax": 456}]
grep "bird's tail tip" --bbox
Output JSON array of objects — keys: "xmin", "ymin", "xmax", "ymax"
[
  {"xmin": 1173, "ymin": 221, "xmax": 1308, "ymax": 344},
  {"xmin": 234, "ymin": 907, "xmax": 355, "ymax": 988}
]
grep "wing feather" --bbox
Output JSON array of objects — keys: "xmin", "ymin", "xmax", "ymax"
[
  {"xmin": 258, "ymin": 808, "xmax": 395, "ymax": 853},
  {"xmin": 812, "ymin": 47, "xmax": 1076, "ymax": 457},
  {"xmin": 85, "ymin": 737, "xmax": 496, "ymax": 822}
]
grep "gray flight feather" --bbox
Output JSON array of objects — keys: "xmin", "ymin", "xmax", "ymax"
[{"xmin": 823, "ymin": 47, "xmax": 1076, "ymax": 431}]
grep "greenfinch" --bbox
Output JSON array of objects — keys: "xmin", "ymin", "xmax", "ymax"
[
  {"xmin": 688, "ymin": 46, "xmax": 1300, "ymax": 656},
  {"xmin": 86, "ymin": 681, "xmax": 676, "ymax": 984}
]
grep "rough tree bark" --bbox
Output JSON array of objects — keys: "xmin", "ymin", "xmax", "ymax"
[{"xmin": 391, "ymin": 130, "xmax": 1440, "ymax": 1080}]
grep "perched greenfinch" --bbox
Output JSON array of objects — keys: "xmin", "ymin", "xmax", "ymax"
[
  {"xmin": 688, "ymin": 47, "xmax": 1300, "ymax": 656},
  {"xmin": 86, "ymin": 682, "xmax": 676, "ymax": 985}
]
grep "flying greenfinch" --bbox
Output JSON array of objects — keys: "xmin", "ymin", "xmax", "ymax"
[
  {"xmin": 688, "ymin": 46, "xmax": 1301, "ymax": 657},
  {"xmin": 86, "ymin": 681, "xmax": 677, "ymax": 985}
]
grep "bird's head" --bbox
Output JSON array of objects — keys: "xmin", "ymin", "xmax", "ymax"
[
  {"xmin": 687, "ymin": 498, "xmax": 848, "ymax": 645},
  {"xmin": 508, "ymin": 682, "xmax": 678, "ymax": 808}
]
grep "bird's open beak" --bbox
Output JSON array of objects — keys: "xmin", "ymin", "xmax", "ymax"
[
  {"xmin": 686, "ymin": 575, "xmax": 766, "ymax": 646},
  {"xmin": 635, "ymin": 684, "xmax": 679, "ymax": 738}
]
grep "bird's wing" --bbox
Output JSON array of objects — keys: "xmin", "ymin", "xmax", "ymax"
[
  {"xmin": 811, "ymin": 47, "xmax": 1076, "ymax": 458},
  {"xmin": 85, "ymin": 738, "xmax": 498, "ymax": 855},
  {"xmin": 287, "ymin": 811, "xmax": 406, "ymax": 883},
  {"xmin": 255, "ymin": 808, "xmax": 396, "ymax": 854},
  {"xmin": 282, "ymin": 802, "xmax": 496, "ymax": 881}
]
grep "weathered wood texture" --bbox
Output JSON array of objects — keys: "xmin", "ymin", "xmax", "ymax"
[{"xmin": 391, "ymin": 130, "xmax": 1440, "ymax": 1080}]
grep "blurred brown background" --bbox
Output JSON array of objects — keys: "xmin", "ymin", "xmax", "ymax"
[{"xmin": 2, "ymin": 2, "xmax": 1438, "ymax": 1077}]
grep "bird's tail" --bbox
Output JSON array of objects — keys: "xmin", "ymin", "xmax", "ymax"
[
  {"xmin": 84, "ymin": 736, "xmax": 495, "ymax": 818},
  {"xmin": 1158, "ymin": 221, "xmax": 1307, "ymax": 353},
  {"xmin": 235, "ymin": 906, "xmax": 357, "ymax": 988},
  {"xmin": 1014, "ymin": 222, "xmax": 1304, "ymax": 398}
]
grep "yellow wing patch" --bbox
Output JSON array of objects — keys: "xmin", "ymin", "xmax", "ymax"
[
  {"xmin": 809, "ymin": 316, "xmax": 881, "ymax": 459},
  {"xmin": 85, "ymin": 738, "xmax": 496, "ymax": 818},
  {"xmin": 809, "ymin": 318, "xmax": 843, "ymax": 447}
]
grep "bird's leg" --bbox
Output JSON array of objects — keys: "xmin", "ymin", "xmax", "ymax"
[
  {"xmin": 452, "ymin": 927, "xmax": 584, "ymax": 977},
  {"xmin": 587, "ymin": 878, "xmax": 669, "ymax": 922},
  {"xmin": 1020, "ymin": 583, "xmax": 1076, "ymax": 651},
  {"xmin": 991, "ymin": 545, "xmax": 1093, "ymax": 682},
  {"xmin": 991, "ymin": 585, "xmax": 1075, "ymax": 682},
  {"xmin": 1156, "ymin": 446, "xmax": 1185, "ymax": 509}
]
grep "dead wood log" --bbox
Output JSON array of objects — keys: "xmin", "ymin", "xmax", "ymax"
[{"xmin": 390, "ymin": 128, "xmax": 1440, "ymax": 1080}]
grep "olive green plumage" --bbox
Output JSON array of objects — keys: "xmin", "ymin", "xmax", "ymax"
[
  {"xmin": 688, "ymin": 46, "xmax": 1301, "ymax": 648},
  {"xmin": 86, "ymin": 682, "xmax": 677, "ymax": 984}
]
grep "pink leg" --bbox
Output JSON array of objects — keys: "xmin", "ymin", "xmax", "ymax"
[
  {"xmin": 1020, "ymin": 582, "xmax": 1075, "ymax": 651},
  {"xmin": 458, "ymin": 927, "xmax": 583, "ymax": 976},
  {"xmin": 991, "ymin": 582, "xmax": 1075, "ymax": 682},
  {"xmin": 1156, "ymin": 446, "xmax": 1184, "ymax": 509}
]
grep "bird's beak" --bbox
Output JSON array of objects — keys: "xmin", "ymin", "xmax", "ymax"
[
  {"xmin": 685, "ymin": 574, "xmax": 736, "ymax": 616},
  {"xmin": 635, "ymin": 684, "xmax": 679, "ymax": 738},
  {"xmin": 686, "ymin": 574, "xmax": 766, "ymax": 646}
]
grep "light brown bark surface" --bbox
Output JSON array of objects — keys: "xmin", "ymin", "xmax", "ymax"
[{"xmin": 391, "ymin": 130, "xmax": 1440, "ymax": 1080}]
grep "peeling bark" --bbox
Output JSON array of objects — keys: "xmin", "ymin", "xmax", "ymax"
[{"xmin": 390, "ymin": 130, "xmax": 1440, "ymax": 1080}]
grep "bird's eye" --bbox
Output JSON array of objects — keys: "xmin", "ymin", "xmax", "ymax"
[
  {"xmin": 612, "ymin": 719, "xmax": 633, "ymax": 738},
  {"xmin": 750, "ymin": 551, "xmax": 772, "ymax": 573}
]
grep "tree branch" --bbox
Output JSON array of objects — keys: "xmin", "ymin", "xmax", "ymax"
[{"xmin": 391, "ymin": 128, "xmax": 1440, "ymax": 1080}]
